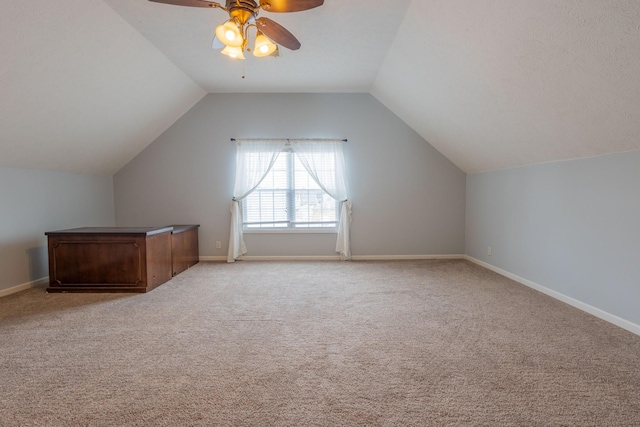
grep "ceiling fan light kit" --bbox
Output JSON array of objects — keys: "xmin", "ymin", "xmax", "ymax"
[{"xmin": 149, "ymin": 0, "xmax": 324, "ymax": 59}]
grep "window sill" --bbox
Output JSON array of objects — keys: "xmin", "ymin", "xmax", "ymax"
[{"xmin": 243, "ymin": 229, "xmax": 338, "ymax": 234}]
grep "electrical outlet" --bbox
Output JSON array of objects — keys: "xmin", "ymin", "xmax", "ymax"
[
  {"xmin": 487, "ymin": 246, "xmax": 492, "ymax": 256},
  {"xmin": 216, "ymin": 241, "xmax": 222, "ymax": 249}
]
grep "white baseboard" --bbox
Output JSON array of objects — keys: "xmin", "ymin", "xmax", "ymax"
[
  {"xmin": 199, "ymin": 256, "xmax": 228, "ymax": 262},
  {"xmin": 237, "ymin": 255, "xmax": 342, "ymax": 261},
  {"xmin": 0, "ymin": 277, "xmax": 48, "ymax": 298},
  {"xmin": 352, "ymin": 254, "xmax": 466, "ymax": 261},
  {"xmin": 464, "ymin": 255, "xmax": 640, "ymax": 337},
  {"xmin": 203, "ymin": 254, "xmax": 467, "ymax": 262}
]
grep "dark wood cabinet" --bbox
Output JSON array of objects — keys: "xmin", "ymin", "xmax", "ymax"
[
  {"xmin": 170, "ymin": 225, "xmax": 199, "ymax": 276},
  {"xmin": 45, "ymin": 225, "xmax": 199, "ymax": 293}
]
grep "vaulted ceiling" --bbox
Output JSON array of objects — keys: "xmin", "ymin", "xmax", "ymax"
[{"xmin": 2, "ymin": 1, "xmax": 640, "ymax": 175}]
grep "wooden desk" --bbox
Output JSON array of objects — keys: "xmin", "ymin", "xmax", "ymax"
[{"xmin": 46, "ymin": 227, "xmax": 173, "ymax": 293}]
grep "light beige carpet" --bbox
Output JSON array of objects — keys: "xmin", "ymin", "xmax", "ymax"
[{"xmin": 1, "ymin": 260, "xmax": 639, "ymax": 426}]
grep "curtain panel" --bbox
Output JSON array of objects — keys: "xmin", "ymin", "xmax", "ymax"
[
  {"xmin": 290, "ymin": 140, "xmax": 352, "ymax": 260},
  {"xmin": 227, "ymin": 138, "xmax": 352, "ymax": 262},
  {"xmin": 227, "ymin": 139, "xmax": 286, "ymax": 262}
]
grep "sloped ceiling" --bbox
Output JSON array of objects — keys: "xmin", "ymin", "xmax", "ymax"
[
  {"xmin": 0, "ymin": 0, "xmax": 205, "ymax": 175},
  {"xmin": 372, "ymin": 0, "xmax": 640, "ymax": 173},
  {"xmin": 2, "ymin": 0, "xmax": 640, "ymax": 175}
]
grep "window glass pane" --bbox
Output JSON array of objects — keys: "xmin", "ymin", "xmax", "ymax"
[
  {"xmin": 294, "ymin": 156, "xmax": 321, "ymax": 190},
  {"xmin": 245, "ymin": 190, "xmax": 288, "ymax": 225},
  {"xmin": 257, "ymin": 155, "xmax": 288, "ymax": 190},
  {"xmin": 293, "ymin": 190, "xmax": 336, "ymax": 227},
  {"xmin": 243, "ymin": 150, "xmax": 337, "ymax": 230}
]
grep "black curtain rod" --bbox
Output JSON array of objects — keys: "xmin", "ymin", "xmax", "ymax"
[{"xmin": 231, "ymin": 138, "xmax": 347, "ymax": 142}]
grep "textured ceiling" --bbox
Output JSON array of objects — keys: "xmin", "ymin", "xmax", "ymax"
[
  {"xmin": 2, "ymin": 1, "xmax": 640, "ymax": 175},
  {"xmin": 372, "ymin": 0, "xmax": 640, "ymax": 173}
]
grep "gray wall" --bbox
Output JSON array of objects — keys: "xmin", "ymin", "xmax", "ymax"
[
  {"xmin": 114, "ymin": 93, "xmax": 466, "ymax": 258},
  {"xmin": 466, "ymin": 151, "xmax": 640, "ymax": 326},
  {"xmin": 0, "ymin": 167, "xmax": 115, "ymax": 293}
]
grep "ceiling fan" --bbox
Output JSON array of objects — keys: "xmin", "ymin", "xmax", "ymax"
[{"xmin": 148, "ymin": 0, "xmax": 324, "ymax": 59}]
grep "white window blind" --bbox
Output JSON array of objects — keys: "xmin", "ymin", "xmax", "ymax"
[{"xmin": 243, "ymin": 151, "xmax": 338, "ymax": 229}]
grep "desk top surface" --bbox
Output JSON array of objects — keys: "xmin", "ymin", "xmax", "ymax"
[
  {"xmin": 45, "ymin": 226, "xmax": 175, "ymax": 236},
  {"xmin": 169, "ymin": 224, "xmax": 200, "ymax": 234}
]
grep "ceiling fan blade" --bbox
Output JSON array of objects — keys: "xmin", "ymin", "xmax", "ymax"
[
  {"xmin": 148, "ymin": 0, "xmax": 221, "ymax": 8},
  {"xmin": 260, "ymin": 0, "xmax": 323, "ymax": 13},
  {"xmin": 256, "ymin": 17, "xmax": 301, "ymax": 50}
]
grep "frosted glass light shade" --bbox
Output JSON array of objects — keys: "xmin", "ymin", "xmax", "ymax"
[
  {"xmin": 253, "ymin": 32, "xmax": 277, "ymax": 57},
  {"xmin": 215, "ymin": 21, "xmax": 243, "ymax": 47},
  {"xmin": 221, "ymin": 45, "xmax": 245, "ymax": 59}
]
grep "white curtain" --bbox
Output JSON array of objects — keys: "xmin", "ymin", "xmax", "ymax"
[
  {"xmin": 227, "ymin": 139, "xmax": 286, "ymax": 262},
  {"xmin": 290, "ymin": 139, "xmax": 352, "ymax": 260}
]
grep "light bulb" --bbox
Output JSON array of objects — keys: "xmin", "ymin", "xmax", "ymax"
[
  {"xmin": 253, "ymin": 32, "xmax": 277, "ymax": 57},
  {"xmin": 215, "ymin": 21, "xmax": 243, "ymax": 47}
]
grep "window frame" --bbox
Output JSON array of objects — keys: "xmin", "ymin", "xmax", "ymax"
[{"xmin": 241, "ymin": 149, "xmax": 339, "ymax": 233}]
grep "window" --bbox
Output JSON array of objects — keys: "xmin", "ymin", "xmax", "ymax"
[
  {"xmin": 228, "ymin": 138, "xmax": 351, "ymax": 262},
  {"xmin": 242, "ymin": 150, "xmax": 338, "ymax": 230}
]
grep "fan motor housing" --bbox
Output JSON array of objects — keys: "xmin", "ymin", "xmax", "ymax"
[{"xmin": 226, "ymin": 0, "xmax": 258, "ymax": 24}]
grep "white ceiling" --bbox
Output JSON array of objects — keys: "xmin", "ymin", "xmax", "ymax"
[
  {"xmin": 1, "ymin": 0, "xmax": 205, "ymax": 175},
  {"xmin": 2, "ymin": 0, "xmax": 640, "ymax": 175},
  {"xmin": 372, "ymin": 0, "xmax": 640, "ymax": 173},
  {"xmin": 103, "ymin": 0, "xmax": 411, "ymax": 93}
]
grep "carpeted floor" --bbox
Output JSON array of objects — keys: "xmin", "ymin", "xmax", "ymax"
[{"xmin": 1, "ymin": 260, "xmax": 639, "ymax": 426}]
